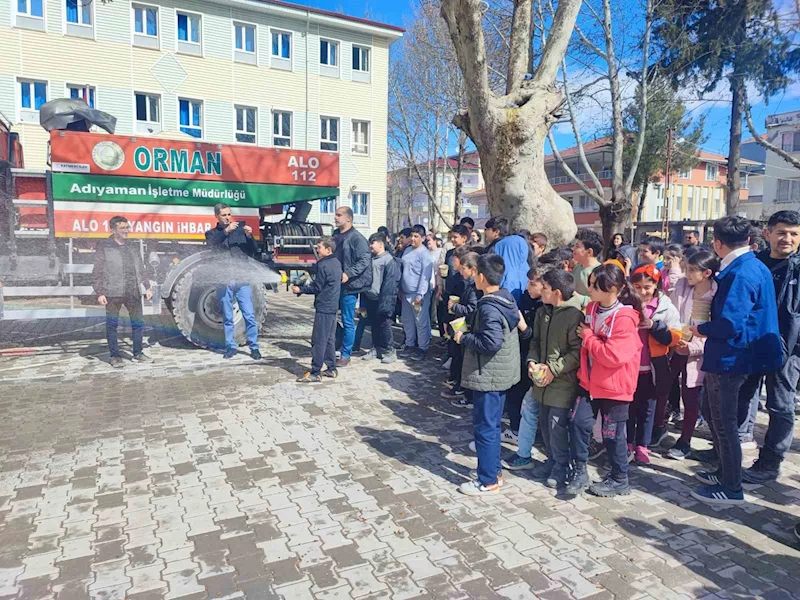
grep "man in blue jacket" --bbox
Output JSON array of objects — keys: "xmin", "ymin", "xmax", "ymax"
[{"xmin": 690, "ymin": 216, "xmax": 782, "ymax": 505}]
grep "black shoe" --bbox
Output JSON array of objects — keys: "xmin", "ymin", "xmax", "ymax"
[
  {"xmin": 566, "ymin": 462, "xmax": 590, "ymax": 496},
  {"xmin": 530, "ymin": 459, "xmax": 554, "ymax": 481},
  {"xmin": 336, "ymin": 357, "xmax": 351, "ymax": 368},
  {"xmin": 132, "ymin": 352, "xmax": 153, "ymax": 363},
  {"xmin": 546, "ymin": 465, "xmax": 569, "ymax": 489},
  {"xmin": 689, "ymin": 448, "xmax": 719, "ymax": 463},
  {"xmin": 109, "ymin": 356, "xmax": 124, "ymax": 368},
  {"xmin": 323, "ymin": 369, "xmax": 339, "ymax": 379},
  {"xmin": 297, "ymin": 372, "xmax": 322, "ymax": 383},
  {"xmin": 588, "ymin": 476, "xmax": 631, "ymax": 497},
  {"xmin": 223, "ymin": 349, "xmax": 237, "ymax": 359},
  {"xmin": 251, "ymin": 349, "xmax": 262, "ymax": 360}
]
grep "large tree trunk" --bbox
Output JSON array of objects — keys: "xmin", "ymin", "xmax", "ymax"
[
  {"xmin": 600, "ymin": 200, "xmax": 633, "ymax": 250},
  {"xmin": 727, "ymin": 69, "xmax": 744, "ymax": 216},
  {"xmin": 452, "ymin": 132, "xmax": 468, "ymax": 223}
]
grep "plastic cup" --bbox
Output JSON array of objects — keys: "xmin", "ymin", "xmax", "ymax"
[
  {"xmin": 681, "ymin": 324, "xmax": 693, "ymax": 341},
  {"xmin": 439, "ymin": 264, "xmax": 449, "ymax": 277},
  {"xmin": 451, "ymin": 317, "xmax": 468, "ymax": 332},
  {"xmin": 448, "ymin": 296, "xmax": 460, "ymax": 314}
]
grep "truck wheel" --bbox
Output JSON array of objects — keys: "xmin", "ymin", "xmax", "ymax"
[{"xmin": 170, "ymin": 269, "xmax": 267, "ymax": 349}]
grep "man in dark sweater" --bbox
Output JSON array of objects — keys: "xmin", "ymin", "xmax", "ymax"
[
  {"xmin": 204, "ymin": 203, "xmax": 261, "ymax": 360},
  {"xmin": 333, "ymin": 206, "xmax": 373, "ymax": 367},
  {"xmin": 93, "ymin": 216, "xmax": 153, "ymax": 368},
  {"xmin": 292, "ymin": 237, "xmax": 342, "ymax": 382}
]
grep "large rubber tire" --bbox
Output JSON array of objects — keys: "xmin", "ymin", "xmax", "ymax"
[{"xmin": 170, "ymin": 268, "xmax": 267, "ymax": 349}]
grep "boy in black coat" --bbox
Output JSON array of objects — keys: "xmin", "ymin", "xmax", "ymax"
[{"xmin": 292, "ymin": 237, "xmax": 342, "ymax": 382}]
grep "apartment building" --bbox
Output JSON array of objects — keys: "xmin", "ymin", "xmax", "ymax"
[
  {"xmin": 387, "ymin": 152, "xmax": 484, "ymax": 234},
  {"xmin": 0, "ymin": 0, "xmax": 402, "ymax": 230}
]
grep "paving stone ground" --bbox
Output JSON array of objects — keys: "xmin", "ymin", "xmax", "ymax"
[{"xmin": 1, "ymin": 291, "xmax": 800, "ymax": 600}]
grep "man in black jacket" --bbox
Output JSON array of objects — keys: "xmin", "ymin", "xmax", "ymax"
[
  {"xmin": 333, "ymin": 206, "xmax": 372, "ymax": 367},
  {"xmin": 94, "ymin": 216, "xmax": 153, "ymax": 368},
  {"xmin": 742, "ymin": 210, "xmax": 800, "ymax": 483},
  {"xmin": 205, "ymin": 203, "xmax": 261, "ymax": 360},
  {"xmin": 292, "ymin": 237, "xmax": 342, "ymax": 382}
]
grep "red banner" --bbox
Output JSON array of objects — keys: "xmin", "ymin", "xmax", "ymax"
[{"xmin": 50, "ymin": 131, "xmax": 339, "ymax": 187}]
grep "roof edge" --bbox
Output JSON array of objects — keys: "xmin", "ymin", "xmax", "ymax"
[{"xmin": 255, "ymin": 0, "xmax": 405, "ymax": 33}]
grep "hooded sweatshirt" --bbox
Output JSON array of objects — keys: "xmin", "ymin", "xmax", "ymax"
[
  {"xmin": 670, "ymin": 276, "xmax": 717, "ymax": 388},
  {"xmin": 527, "ymin": 294, "xmax": 584, "ymax": 409},
  {"xmin": 494, "ymin": 235, "xmax": 531, "ymax": 306},
  {"xmin": 365, "ymin": 251, "xmax": 394, "ymax": 300},
  {"xmin": 578, "ymin": 301, "xmax": 642, "ymax": 401},
  {"xmin": 460, "ymin": 289, "xmax": 521, "ymax": 392}
]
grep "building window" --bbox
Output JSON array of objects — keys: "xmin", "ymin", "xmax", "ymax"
[
  {"xmin": 271, "ymin": 31, "xmax": 291, "ymax": 58},
  {"xmin": 17, "ymin": 0, "xmax": 43, "ymax": 18},
  {"xmin": 235, "ymin": 106, "xmax": 256, "ymax": 144},
  {"xmin": 686, "ymin": 185, "xmax": 694, "ymax": 218},
  {"xmin": 133, "ymin": 4, "xmax": 157, "ymax": 37},
  {"xmin": 234, "ymin": 22, "xmax": 255, "ymax": 53},
  {"xmin": 705, "ymin": 164, "xmax": 718, "ymax": 181},
  {"xmin": 781, "ymin": 132, "xmax": 800, "ymax": 153},
  {"xmin": 678, "ymin": 168, "xmax": 691, "ymax": 179},
  {"xmin": 352, "ymin": 45, "xmax": 370, "ymax": 72},
  {"xmin": 19, "ymin": 79, "xmax": 47, "ymax": 117},
  {"xmin": 179, "ymin": 99, "xmax": 202, "ymax": 138},
  {"xmin": 320, "ymin": 39, "xmax": 338, "ymax": 66},
  {"xmin": 352, "ymin": 120, "xmax": 369, "ymax": 155},
  {"xmin": 272, "ymin": 111, "xmax": 291, "ymax": 147},
  {"xmin": 777, "ymin": 179, "xmax": 800, "ymax": 203},
  {"xmin": 714, "ymin": 188, "xmax": 722, "ymax": 217},
  {"xmin": 674, "ymin": 186, "xmax": 683, "ymax": 218},
  {"xmin": 68, "ymin": 85, "xmax": 95, "ymax": 108},
  {"xmin": 177, "ymin": 11, "xmax": 201, "ymax": 44},
  {"xmin": 701, "ymin": 187, "xmax": 709, "ymax": 215},
  {"xmin": 742, "ymin": 172, "xmax": 749, "ymax": 190},
  {"xmin": 66, "ymin": 0, "xmax": 90, "ymax": 25},
  {"xmin": 320, "ymin": 198, "xmax": 335, "ymax": 214},
  {"xmin": 135, "ymin": 92, "xmax": 160, "ymax": 133},
  {"xmin": 320, "ymin": 117, "xmax": 338, "ymax": 152},
  {"xmin": 353, "ymin": 192, "xmax": 369, "ymax": 223}
]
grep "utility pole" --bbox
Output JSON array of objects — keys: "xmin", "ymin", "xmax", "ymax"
[{"xmin": 661, "ymin": 128, "xmax": 674, "ymax": 240}]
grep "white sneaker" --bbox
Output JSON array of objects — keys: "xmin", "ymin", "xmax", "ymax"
[
  {"xmin": 468, "ymin": 441, "xmax": 476, "ymax": 453},
  {"xmin": 442, "ymin": 358, "xmax": 453, "ymax": 370},
  {"xmin": 741, "ymin": 439, "xmax": 758, "ymax": 450},
  {"xmin": 500, "ymin": 429, "xmax": 519, "ymax": 446}
]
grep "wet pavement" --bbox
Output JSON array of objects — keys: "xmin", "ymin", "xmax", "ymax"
[{"xmin": 1, "ymin": 291, "xmax": 799, "ymax": 600}]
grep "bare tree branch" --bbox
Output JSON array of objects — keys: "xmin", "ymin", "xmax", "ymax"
[
  {"xmin": 547, "ymin": 130, "xmax": 610, "ymax": 206},
  {"xmin": 743, "ymin": 92, "xmax": 800, "ymax": 171},
  {"xmin": 532, "ymin": 0, "xmax": 584, "ymax": 88},
  {"xmin": 506, "ymin": 0, "xmax": 533, "ymax": 93},
  {"xmin": 623, "ymin": 0, "xmax": 653, "ymax": 195}
]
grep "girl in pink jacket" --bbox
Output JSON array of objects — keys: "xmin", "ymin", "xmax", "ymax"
[
  {"xmin": 577, "ymin": 263, "xmax": 643, "ymax": 497},
  {"xmin": 666, "ymin": 250, "xmax": 719, "ymax": 459}
]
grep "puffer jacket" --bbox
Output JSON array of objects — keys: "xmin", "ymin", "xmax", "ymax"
[
  {"xmin": 335, "ymin": 227, "xmax": 373, "ymax": 295},
  {"xmin": 646, "ymin": 293, "xmax": 682, "ymax": 359},
  {"xmin": 376, "ymin": 254, "xmax": 400, "ymax": 316},
  {"xmin": 578, "ymin": 303, "xmax": 642, "ymax": 401},
  {"xmin": 461, "ymin": 289, "xmax": 521, "ymax": 392},
  {"xmin": 669, "ymin": 277, "xmax": 717, "ymax": 388},
  {"xmin": 527, "ymin": 294, "xmax": 584, "ymax": 409}
]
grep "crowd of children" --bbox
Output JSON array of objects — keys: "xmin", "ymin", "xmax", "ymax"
[{"xmin": 293, "ymin": 211, "xmax": 800, "ymax": 506}]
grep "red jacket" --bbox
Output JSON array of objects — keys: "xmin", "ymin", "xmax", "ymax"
[{"xmin": 578, "ymin": 303, "xmax": 642, "ymax": 402}]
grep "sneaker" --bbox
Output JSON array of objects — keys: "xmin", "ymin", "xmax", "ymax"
[
  {"xmin": 588, "ymin": 439, "xmax": 606, "ymax": 460},
  {"xmin": 441, "ymin": 388, "xmax": 465, "ymax": 400},
  {"xmin": 648, "ymin": 427, "xmax": 669, "ymax": 449},
  {"xmin": 109, "ymin": 356, "xmax": 124, "ymax": 368},
  {"xmin": 361, "ymin": 349, "xmax": 378, "ymax": 360},
  {"xmin": 667, "ymin": 440, "xmax": 691, "ymax": 460},
  {"xmin": 741, "ymin": 459, "xmax": 780, "ymax": 484},
  {"xmin": 501, "ymin": 454, "xmax": 534, "ymax": 470},
  {"xmin": 297, "ymin": 372, "xmax": 322, "ymax": 383},
  {"xmin": 740, "ymin": 438, "xmax": 758, "ymax": 451},
  {"xmin": 132, "ymin": 352, "xmax": 153, "ymax": 363},
  {"xmin": 251, "ymin": 349, "xmax": 262, "ymax": 360},
  {"xmin": 634, "ymin": 446, "xmax": 650, "ymax": 466},
  {"xmin": 223, "ymin": 349, "xmax": 237, "ymax": 359},
  {"xmin": 500, "ymin": 429, "xmax": 519, "ymax": 446},
  {"xmin": 546, "ymin": 466, "xmax": 569, "ymax": 489},
  {"xmin": 442, "ymin": 357, "xmax": 453, "ymax": 370},
  {"xmin": 444, "ymin": 379, "xmax": 456, "ymax": 389},
  {"xmin": 468, "ymin": 441, "xmax": 476, "ymax": 453},
  {"xmin": 336, "ymin": 357, "xmax": 351, "ymax": 368},
  {"xmin": 690, "ymin": 484, "xmax": 745, "ymax": 505},
  {"xmin": 668, "ymin": 409, "xmax": 682, "ymax": 424},
  {"xmin": 530, "ymin": 459, "xmax": 554, "ymax": 481},
  {"xmin": 322, "ymin": 369, "xmax": 338, "ymax": 379},
  {"xmin": 588, "ymin": 476, "xmax": 631, "ymax": 497},
  {"xmin": 459, "ymin": 480, "xmax": 500, "ymax": 496},
  {"xmin": 627, "ymin": 444, "xmax": 634, "ymax": 464},
  {"xmin": 381, "ymin": 350, "xmax": 397, "ymax": 365},
  {"xmin": 451, "ymin": 397, "xmax": 472, "ymax": 408},
  {"xmin": 409, "ymin": 349, "xmax": 427, "ymax": 362},
  {"xmin": 689, "ymin": 448, "xmax": 719, "ymax": 463},
  {"xmin": 468, "ymin": 470, "xmax": 504, "ymax": 486},
  {"xmin": 566, "ymin": 462, "xmax": 590, "ymax": 496},
  {"xmin": 695, "ymin": 470, "xmax": 721, "ymax": 485}
]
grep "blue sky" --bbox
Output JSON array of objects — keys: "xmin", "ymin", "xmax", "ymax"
[{"xmin": 306, "ymin": 0, "xmax": 799, "ymax": 157}]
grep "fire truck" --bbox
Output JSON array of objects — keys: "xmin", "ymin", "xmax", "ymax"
[{"xmin": 0, "ymin": 105, "xmax": 337, "ymax": 349}]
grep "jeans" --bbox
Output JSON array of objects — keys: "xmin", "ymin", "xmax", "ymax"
[
  {"xmin": 540, "ymin": 405, "xmax": 571, "ymax": 469},
  {"xmin": 505, "ymin": 377, "xmax": 530, "ymax": 433},
  {"xmin": 737, "ymin": 375, "xmax": 763, "ymax": 441},
  {"xmin": 339, "ymin": 293, "xmax": 358, "ymax": 359},
  {"xmin": 216, "ymin": 284, "xmax": 259, "ymax": 351},
  {"xmin": 516, "ymin": 390, "xmax": 540, "ymax": 459},
  {"xmin": 449, "ymin": 341, "xmax": 463, "ymax": 386},
  {"xmin": 106, "ymin": 295, "xmax": 144, "ymax": 357},
  {"xmin": 400, "ymin": 293, "xmax": 432, "ymax": 351},
  {"xmin": 703, "ymin": 372, "xmax": 751, "ymax": 493},
  {"xmin": 570, "ymin": 393, "xmax": 595, "ymax": 464},
  {"xmin": 652, "ymin": 355, "xmax": 674, "ymax": 429},
  {"xmin": 311, "ymin": 311, "xmax": 337, "ymax": 374},
  {"xmin": 372, "ymin": 312, "xmax": 394, "ymax": 355},
  {"xmin": 473, "ymin": 390, "xmax": 506, "ymax": 486},
  {"xmin": 760, "ymin": 353, "xmax": 800, "ymax": 466},
  {"xmin": 598, "ymin": 399, "xmax": 630, "ymax": 481},
  {"xmin": 353, "ymin": 297, "xmax": 376, "ymax": 352},
  {"xmin": 628, "ymin": 372, "xmax": 657, "ymax": 447}
]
